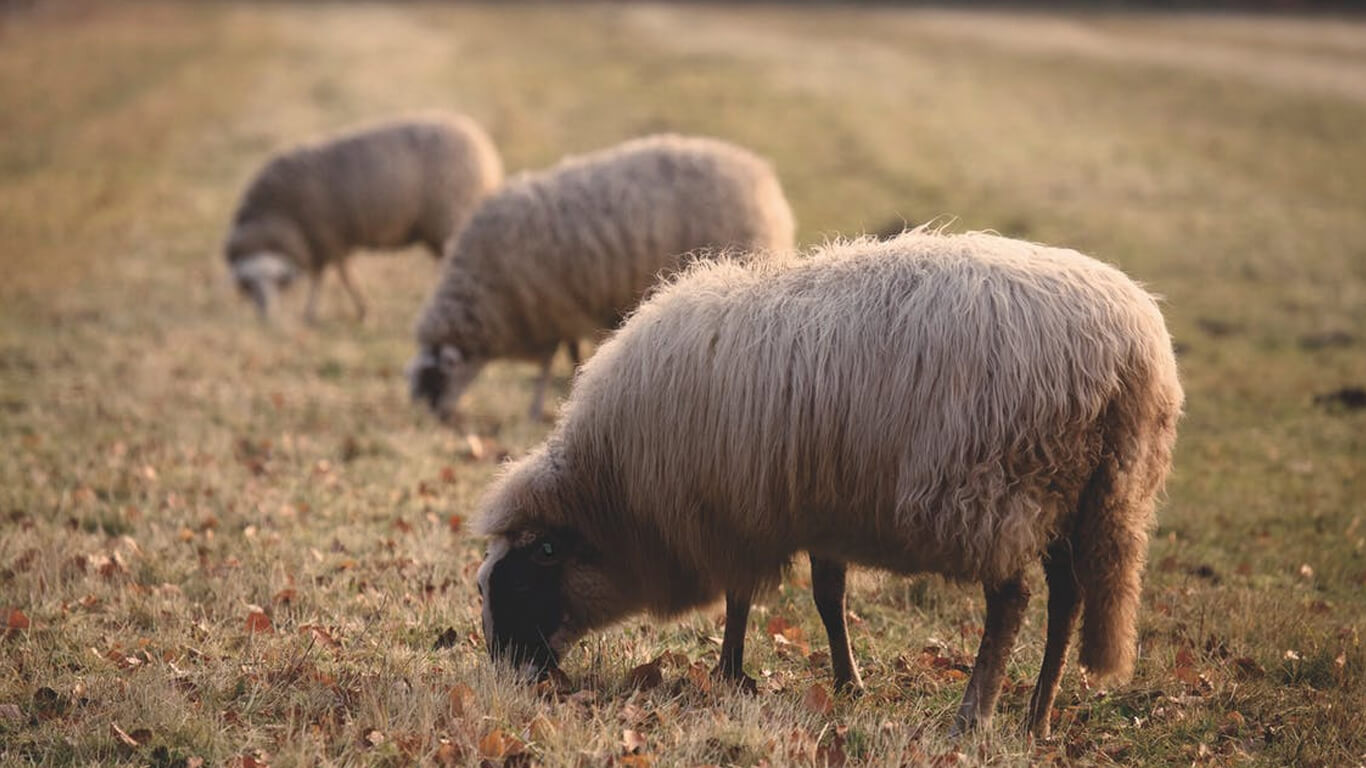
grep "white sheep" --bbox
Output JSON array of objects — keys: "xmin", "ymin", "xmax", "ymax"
[
  {"xmin": 408, "ymin": 133, "xmax": 795, "ymax": 420},
  {"xmin": 475, "ymin": 230, "xmax": 1183, "ymax": 737},
  {"xmin": 225, "ymin": 113, "xmax": 503, "ymax": 322}
]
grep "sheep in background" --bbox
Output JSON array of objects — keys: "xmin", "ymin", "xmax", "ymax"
[
  {"xmin": 474, "ymin": 230, "xmax": 1183, "ymax": 737},
  {"xmin": 225, "ymin": 113, "xmax": 503, "ymax": 322},
  {"xmin": 408, "ymin": 133, "xmax": 795, "ymax": 421}
]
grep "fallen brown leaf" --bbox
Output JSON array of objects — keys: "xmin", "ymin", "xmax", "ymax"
[
  {"xmin": 686, "ymin": 662, "xmax": 713, "ymax": 694},
  {"xmin": 536, "ymin": 666, "xmax": 573, "ymax": 696},
  {"xmin": 5, "ymin": 607, "xmax": 30, "ymax": 631},
  {"xmin": 434, "ymin": 739, "xmax": 463, "ymax": 766},
  {"xmin": 299, "ymin": 624, "xmax": 340, "ymax": 649},
  {"xmin": 803, "ymin": 682, "xmax": 834, "ymax": 716},
  {"xmin": 245, "ymin": 607, "xmax": 272, "ymax": 634},
  {"xmin": 627, "ymin": 659, "xmax": 663, "ymax": 691},
  {"xmin": 1233, "ymin": 656, "xmax": 1265, "ymax": 679},
  {"xmin": 448, "ymin": 683, "xmax": 476, "ymax": 719},
  {"xmin": 478, "ymin": 728, "xmax": 522, "ymax": 759}
]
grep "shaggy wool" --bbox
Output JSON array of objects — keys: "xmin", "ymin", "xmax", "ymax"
[
  {"xmin": 480, "ymin": 230, "xmax": 1183, "ymax": 682},
  {"xmin": 225, "ymin": 112, "xmax": 503, "ymax": 273},
  {"xmin": 413, "ymin": 133, "xmax": 794, "ymax": 362}
]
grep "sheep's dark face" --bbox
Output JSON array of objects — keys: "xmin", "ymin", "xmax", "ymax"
[
  {"xmin": 407, "ymin": 345, "xmax": 485, "ymax": 418},
  {"xmin": 477, "ymin": 528, "xmax": 630, "ymax": 680}
]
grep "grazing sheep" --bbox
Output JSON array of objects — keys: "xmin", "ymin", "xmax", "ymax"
[
  {"xmin": 225, "ymin": 113, "xmax": 503, "ymax": 322},
  {"xmin": 408, "ymin": 133, "xmax": 795, "ymax": 420},
  {"xmin": 474, "ymin": 231, "xmax": 1183, "ymax": 737}
]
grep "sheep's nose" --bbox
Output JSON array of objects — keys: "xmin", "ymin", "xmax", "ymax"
[{"xmin": 410, "ymin": 363, "xmax": 446, "ymax": 411}]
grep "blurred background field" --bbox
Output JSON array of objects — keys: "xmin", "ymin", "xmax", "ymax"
[{"xmin": 1, "ymin": 2, "xmax": 1363, "ymax": 766}]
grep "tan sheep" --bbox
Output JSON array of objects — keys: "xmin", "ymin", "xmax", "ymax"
[
  {"xmin": 474, "ymin": 230, "xmax": 1184, "ymax": 737},
  {"xmin": 225, "ymin": 113, "xmax": 503, "ymax": 322},
  {"xmin": 408, "ymin": 133, "xmax": 795, "ymax": 420}
]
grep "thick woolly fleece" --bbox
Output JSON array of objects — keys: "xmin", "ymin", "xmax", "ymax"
[
  {"xmin": 413, "ymin": 133, "xmax": 794, "ymax": 362},
  {"xmin": 225, "ymin": 113, "xmax": 503, "ymax": 273},
  {"xmin": 480, "ymin": 230, "xmax": 1183, "ymax": 683}
]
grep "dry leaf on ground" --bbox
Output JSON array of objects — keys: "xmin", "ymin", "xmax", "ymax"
[{"xmin": 803, "ymin": 682, "xmax": 834, "ymax": 715}]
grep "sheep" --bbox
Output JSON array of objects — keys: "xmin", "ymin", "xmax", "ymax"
[
  {"xmin": 225, "ymin": 113, "xmax": 503, "ymax": 322},
  {"xmin": 408, "ymin": 133, "xmax": 795, "ymax": 421},
  {"xmin": 474, "ymin": 230, "xmax": 1184, "ymax": 737}
]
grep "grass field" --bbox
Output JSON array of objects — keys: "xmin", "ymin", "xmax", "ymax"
[{"xmin": 2, "ymin": 2, "xmax": 1364, "ymax": 766}]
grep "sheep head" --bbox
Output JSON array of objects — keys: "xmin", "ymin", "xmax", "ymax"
[
  {"xmin": 475, "ymin": 457, "xmax": 639, "ymax": 680},
  {"xmin": 406, "ymin": 345, "xmax": 485, "ymax": 418},
  {"xmin": 229, "ymin": 251, "xmax": 297, "ymax": 319}
]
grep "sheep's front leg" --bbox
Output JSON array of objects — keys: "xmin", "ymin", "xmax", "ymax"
[
  {"xmin": 953, "ymin": 575, "xmax": 1030, "ymax": 735},
  {"xmin": 565, "ymin": 339, "xmax": 582, "ymax": 369},
  {"xmin": 1027, "ymin": 541, "xmax": 1080, "ymax": 739},
  {"xmin": 335, "ymin": 260, "xmax": 367, "ymax": 322},
  {"xmin": 715, "ymin": 591, "xmax": 757, "ymax": 692},
  {"xmin": 810, "ymin": 557, "xmax": 863, "ymax": 694}
]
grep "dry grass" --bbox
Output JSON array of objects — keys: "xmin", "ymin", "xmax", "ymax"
[{"xmin": 1, "ymin": 2, "xmax": 1364, "ymax": 766}]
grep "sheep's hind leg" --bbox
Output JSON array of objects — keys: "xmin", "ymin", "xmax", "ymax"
[
  {"xmin": 952, "ymin": 574, "xmax": 1030, "ymax": 735},
  {"xmin": 715, "ymin": 591, "xmax": 758, "ymax": 693},
  {"xmin": 303, "ymin": 271, "xmax": 323, "ymax": 324},
  {"xmin": 1026, "ymin": 541, "xmax": 1080, "ymax": 739},
  {"xmin": 810, "ymin": 557, "xmax": 863, "ymax": 694},
  {"xmin": 528, "ymin": 352, "xmax": 555, "ymax": 422},
  {"xmin": 335, "ymin": 260, "xmax": 366, "ymax": 322}
]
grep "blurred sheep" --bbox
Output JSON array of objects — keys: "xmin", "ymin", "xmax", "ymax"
[
  {"xmin": 409, "ymin": 133, "xmax": 794, "ymax": 420},
  {"xmin": 225, "ymin": 113, "xmax": 503, "ymax": 322}
]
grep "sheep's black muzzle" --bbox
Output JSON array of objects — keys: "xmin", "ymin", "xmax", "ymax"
[
  {"xmin": 409, "ymin": 349, "xmax": 447, "ymax": 413},
  {"xmin": 482, "ymin": 537, "xmax": 569, "ymax": 682},
  {"xmin": 488, "ymin": 632, "xmax": 561, "ymax": 682}
]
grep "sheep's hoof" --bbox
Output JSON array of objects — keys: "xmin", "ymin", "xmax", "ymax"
[
  {"xmin": 834, "ymin": 679, "xmax": 865, "ymax": 698},
  {"xmin": 712, "ymin": 667, "xmax": 759, "ymax": 695},
  {"xmin": 948, "ymin": 712, "xmax": 989, "ymax": 740}
]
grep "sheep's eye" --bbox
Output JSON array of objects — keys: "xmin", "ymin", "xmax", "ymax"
[{"xmin": 531, "ymin": 539, "xmax": 558, "ymax": 566}]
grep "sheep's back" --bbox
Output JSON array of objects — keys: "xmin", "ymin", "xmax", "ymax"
[
  {"xmin": 236, "ymin": 117, "xmax": 498, "ymax": 265},
  {"xmin": 458, "ymin": 136, "xmax": 792, "ymax": 351},
  {"xmin": 562, "ymin": 232, "xmax": 1179, "ymax": 584}
]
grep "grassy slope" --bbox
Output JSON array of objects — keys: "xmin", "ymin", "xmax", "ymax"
[{"xmin": 1, "ymin": 3, "xmax": 1363, "ymax": 766}]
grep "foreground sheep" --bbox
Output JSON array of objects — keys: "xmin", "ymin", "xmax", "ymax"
[
  {"xmin": 408, "ymin": 134, "xmax": 794, "ymax": 420},
  {"xmin": 225, "ymin": 114, "xmax": 503, "ymax": 321},
  {"xmin": 475, "ymin": 231, "xmax": 1183, "ymax": 736}
]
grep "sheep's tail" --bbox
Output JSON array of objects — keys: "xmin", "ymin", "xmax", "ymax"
[
  {"xmin": 1072, "ymin": 455, "xmax": 1146, "ymax": 683},
  {"xmin": 1073, "ymin": 382, "xmax": 1179, "ymax": 684}
]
